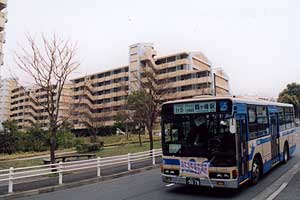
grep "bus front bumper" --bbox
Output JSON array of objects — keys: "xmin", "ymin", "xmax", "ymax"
[{"xmin": 162, "ymin": 174, "xmax": 239, "ymax": 189}]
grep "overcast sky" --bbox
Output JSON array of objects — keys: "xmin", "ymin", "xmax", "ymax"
[{"xmin": 2, "ymin": 0, "xmax": 300, "ymax": 97}]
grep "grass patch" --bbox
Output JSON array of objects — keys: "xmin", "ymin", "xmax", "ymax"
[
  {"xmin": 96, "ymin": 140, "xmax": 162, "ymax": 158},
  {"xmin": 0, "ymin": 134, "xmax": 162, "ymax": 169},
  {"xmin": 0, "ymin": 141, "xmax": 162, "ymax": 170},
  {"xmin": 0, "ymin": 158, "xmax": 43, "ymax": 170},
  {"xmin": 80, "ymin": 134, "xmax": 161, "ymax": 147},
  {"xmin": 0, "ymin": 148, "xmax": 75, "ymax": 161},
  {"xmin": 47, "ymin": 173, "xmax": 59, "ymax": 178}
]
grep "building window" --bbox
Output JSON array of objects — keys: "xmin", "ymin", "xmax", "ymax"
[
  {"xmin": 167, "ymin": 67, "xmax": 176, "ymax": 73},
  {"xmin": 180, "ymin": 53, "xmax": 188, "ymax": 59},
  {"xmin": 156, "ymin": 58, "xmax": 166, "ymax": 65},
  {"xmin": 166, "ymin": 56, "xmax": 176, "ymax": 62},
  {"xmin": 74, "ymin": 78, "xmax": 85, "ymax": 83},
  {"xmin": 97, "ymin": 73, "xmax": 104, "ymax": 78},
  {"xmin": 168, "ymin": 77, "xmax": 176, "ymax": 83},
  {"xmin": 180, "ymin": 74, "xmax": 192, "ymax": 81},
  {"xmin": 181, "ymin": 85, "xmax": 192, "ymax": 91},
  {"xmin": 113, "ymin": 69, "xmax": 122, "ymax": 74},
  {"xmin": 90, "ymin": 75, "xmax": 96, "ymax": 80},
  {"xmin": 104, "ymin": 72, "xmax": 111, "ymax": 77}
]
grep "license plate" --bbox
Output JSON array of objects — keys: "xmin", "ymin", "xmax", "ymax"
[{"xmin": 186, "ymin": 178, "xmax": 201, "ymax": 186}]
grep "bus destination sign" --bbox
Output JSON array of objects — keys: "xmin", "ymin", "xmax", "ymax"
[{"xmin": 174, "ymin": 102, "xmax": 216, "ymax": 114}]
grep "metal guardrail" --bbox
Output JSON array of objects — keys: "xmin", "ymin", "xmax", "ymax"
[{"xmin": 0, "ymin": 148, "xmax": 162, "ymax": 193}]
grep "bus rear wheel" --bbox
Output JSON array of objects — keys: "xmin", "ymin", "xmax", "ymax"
[
  {"xmin": 251, "ymin": 157, "xmax": 261, "ymax": 184},
  {"xmin": 283, "ymin": 144, "xmax": 289, "ymax": 164}
]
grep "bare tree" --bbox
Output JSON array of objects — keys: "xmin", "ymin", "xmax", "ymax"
[{"xmin": 14, "ymin": 34, "xmax": 79, "ymax": 163}]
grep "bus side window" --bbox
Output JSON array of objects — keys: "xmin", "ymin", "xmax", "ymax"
[
  {"xmin": 291, "ymin": 108, "xmax": 295, "ymax": 127},
  {"xmin": 278, "ymin": 107, "xmax": 285, "ymax": 131},
  {"xmin": 236, "ymin": 118, "xmax": 246, "ymax": 142},
  {"xmin": 284, "ymin": 107, "xmax": 293, "ymax": 129},
  {"xmin": 257, "ymin": 106, "xmax": 268, "ymax": 135},
  {"xmin": 248, "ymin": 105, "xmax": 257, "ymax": 140}
]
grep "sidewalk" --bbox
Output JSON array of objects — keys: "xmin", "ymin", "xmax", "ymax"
[{"xmin": 275, "ymin": 170, "xmax": 300, "ymax": 200}]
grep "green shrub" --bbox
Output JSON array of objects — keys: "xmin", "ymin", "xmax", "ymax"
[
  {"xmin": 21, "ymin": 124, "xmax": 49, "ymax": 152},
  {"xmin": 74, "ymin": 137, "xmax": 84, "ymax": 146},
  {"xmin": 57, "ymin": 131, "xmax": 77, "ymax": 149}
]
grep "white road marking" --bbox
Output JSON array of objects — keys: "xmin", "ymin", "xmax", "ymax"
[
  {"xmin": 265, "ymin": 182, "xmax": 288, "ymax": 200},
  {"xmin": 165, "ymin": 183, "xmax": 175, "ymax": 187}
]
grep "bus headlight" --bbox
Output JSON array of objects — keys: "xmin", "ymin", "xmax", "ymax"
[
  {"xmin": 164, "ymin": 169, "xmax": 179, "ymax": 176},
  {"xmin": 209, "ymin": 172, "xmax": 231, "ymax": 179},
  {"xmin": 223, "ymin": 173, "xmax": 230, "ymax": 179}
]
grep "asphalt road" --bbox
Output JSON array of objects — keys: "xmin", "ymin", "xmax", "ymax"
[
  {"xmin": 275, "ymin": 169, "xmax": 300, "ymax": 200},
  {"xmin": 19, "ymin": 133, "xmax": 300, "ymax": 200}
]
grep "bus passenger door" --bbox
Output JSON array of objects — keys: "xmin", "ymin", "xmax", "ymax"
[
  {"xmin": 236, "ymin": 115, "xmax": 248, "ymax": 179},
  {"xmin": 270, "ymin": 113, "xmax": 279, "ymax": 162}
]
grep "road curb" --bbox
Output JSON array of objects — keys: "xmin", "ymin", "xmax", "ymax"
[
  {"xmin": 253, "ymin": 159, "xmax": 300, "ymax": 200},
  {"xmin": 0, "ymin": 164, "xmax": 160, "ymax": 200}
]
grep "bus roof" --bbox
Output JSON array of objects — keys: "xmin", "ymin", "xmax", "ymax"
[{"xmin": 162, "ymin": 96, "xmax": 293, "ymax": 108}]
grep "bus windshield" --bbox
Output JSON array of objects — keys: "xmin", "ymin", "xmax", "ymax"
[{"xmin": 162, "ymin": 113, "xmax": 236, "ymax": 167}]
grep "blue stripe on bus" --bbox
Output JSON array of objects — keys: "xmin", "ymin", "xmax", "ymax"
[
  {"xmin": 262, "ymin": 144, "xmax": 297, "ymax": 174},
  {"xmin": 238, "ymin": 174, "xmax": 249, "ymax": 183},
  {"xmin": 280, "ymin": 128, "xmax": 296, "ymax": 136},
  {"xmin": 263, "ymin": 159, "xmax": 273, "ymax": 174},
  {"xmin": 248, "ymin": 128, "xmax": 296, "ymax": 161},
  {"xmin": 248, "ymin": 145, "xmax": 256, "ymax": 161},
  {"xmin": 256, "ymin": 137, "xmax": 271, "ymax": 145},
  {"xmin": 163, "ymin": 159, "xmax": 180, "ymax": 166},
  {"xmin": 290, "ymin": 144, "xmax": 296, "ymax": 155},
  {"xmin": 248, "ymin": 137, "xmax": 271, "ymax": 161}
]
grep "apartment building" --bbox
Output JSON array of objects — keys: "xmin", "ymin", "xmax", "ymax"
[
  {"xmin": 71, "ymin": 66, "xmax": 129, "ymax": 131},
  {"xmin": 71, "ymin": 43, "xmax": 230, "ymax": 133},
  {"xmin": 0, "ymin": 0, "xmax": 7, "ymax": 66},
  {"xmin": 0, "ymin": 78, "xmax": 17, "ymax": 129},
  {"xmin": 8, "ymin": 43, "xmax": 229, "ymax": 131},
  {"xmin": 10, "ymin": 84, "xmax": 72, "ymax": 130},
  {"xmin": 213, "ymin": 68, "xmax": 230, "ymax": 96}
]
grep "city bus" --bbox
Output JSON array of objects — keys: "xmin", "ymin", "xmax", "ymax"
[{"xmin": 161, "ymin": 96, "xmax": 297, "ymax": 188}]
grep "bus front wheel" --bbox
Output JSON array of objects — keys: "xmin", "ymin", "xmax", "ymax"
[{"xmin": 251, "ymin": 157, "xmax": 261, "ymax": 184}]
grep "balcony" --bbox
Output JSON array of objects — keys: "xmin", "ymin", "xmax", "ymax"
[
  {"xmin": 0, "ymin": 53, "xmax": 3, "ymax": 66},
  {"xmin": 0, "ymin": 0, "xmax": 6, "ymax": 11},
  {"xmin": 0, "ymin": 11, "xmax": 6, "ymax": 31},
  {"xmin": 0, "ymin": 31, "xmax": 5, "ymax": 43}
]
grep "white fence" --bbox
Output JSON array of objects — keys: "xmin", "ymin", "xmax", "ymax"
[{"xmin": 0, "ymin": 148, "xmax": 162, "ymax": 194}]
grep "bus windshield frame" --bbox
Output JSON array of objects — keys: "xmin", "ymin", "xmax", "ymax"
[{"xmin": 161, "ymin": 99, "xmax": 236, "ymax": 167}]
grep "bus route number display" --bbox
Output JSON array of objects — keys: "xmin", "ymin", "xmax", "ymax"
[{"xmin": 174, "ymin": 102, "xmax": 216, "ymax": 114}]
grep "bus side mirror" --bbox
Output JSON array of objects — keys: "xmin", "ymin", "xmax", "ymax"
[{"xmin": 230, "ymin": 119, "xmax": 236, "ymax": 134}]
